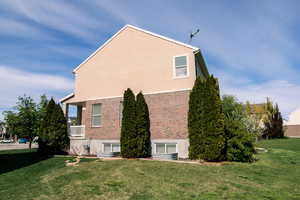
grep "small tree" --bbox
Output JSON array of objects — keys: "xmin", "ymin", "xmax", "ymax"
[
  {"xmin": 188, "ymin": 75, "xmax": 225, "ymax": 161},
  {"xmin": 136, "ymin": 92, "xmax": 151, "ymax": 158},
  {"xmin": 244, "ymin": 101, "xmax": 264, "ymax": 140},
  {"xmin": 15, "ymin": 95, "xmax": 38, "ymax": 149},
  {"xmin": 263, "ymin": 102, "xmax": 284, "ymax": 139},
  {"xmin": 3, "ymin": 111, "xmax": 20, "ymax": 140},
  {"xmin": 121, "ymin": 89, "xmax": 137, "ymax": 158},
  {"xmin": 35, "ymin": 95, "xmax": 49, "ymax": 136}
]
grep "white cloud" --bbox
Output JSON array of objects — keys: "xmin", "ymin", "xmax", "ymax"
[
  {"xmin": 0, "ymin": 17, "xmax": 53, "ymax": 40},
  {"xmin": 0, "ymin": 0, "xmax": 108, "ymax": 41},
  {"xmin": 93, "ymin": 1, "xmax": 139, "ymax": 26},
  {"xmin": 0, "ymin": 65, "xmax": 73, "ymax": 111},
  {"xmin": 216, "ymin": 70, "xmax": 300, "ymax": 118}
]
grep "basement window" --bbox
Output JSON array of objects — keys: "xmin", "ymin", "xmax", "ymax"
[
  {"xmin": 103, "ymin": 143, "xmax": 120, "ymax": 153},
  {"xmin": 155, "ymin": 143, "xmax": 177, "ymax": 154}
]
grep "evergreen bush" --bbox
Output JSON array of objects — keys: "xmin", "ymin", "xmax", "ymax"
[
  {"xmin": 188, "ymin": 75, "xmax": 226, "ymax": 161},
  {"xmin": 222, "ymin": 95, "xmax": 255, "ymax": 162},
  {"xmin": 136, "ymin": 92, "xmax": 151, "ymax": 158},
  {"xmin": 263, "ymin": 102, "xmax": 284, "ymax": 139},
  {"xmin": 120, "ymin": 89, "xmax": 138, "ymax": 158},
  {"xmin": 38, "ymin": 98, "xmax": 69, "ymax": 154}
]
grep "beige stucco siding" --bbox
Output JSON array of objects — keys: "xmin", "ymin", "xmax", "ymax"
[{"xmin": 72, "ymin": 26, "xmax": 196, "ymax": 102}]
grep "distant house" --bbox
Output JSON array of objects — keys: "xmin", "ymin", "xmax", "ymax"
[
  {"xmin": 246, "ymin": 103, "xmax": 268, "ymax": 126},
  {"xmin": 285, "ymin": 108, "xmax": 300, "ymax": 138},
  {"xmin": 247, "ymin": 103, "xmax": 267, "ymax": 116},
  {"xmin": 60, "ymin": 25, "xmax": 209, "ymax": 158}
]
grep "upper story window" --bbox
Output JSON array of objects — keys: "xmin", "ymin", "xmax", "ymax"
[
  {"xmin": 174, "ymin": 55, "xmax": 188, "ymax": 78},
  {"xmin": 92, "ymin": 104, "xmax": 102, "ymax": 127}
]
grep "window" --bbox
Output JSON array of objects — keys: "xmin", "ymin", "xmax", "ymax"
[
  {"xmin": 155, "ymin": 143, "xmax": 177, "ymax": 154},
  {"xmin": 174, "ymin": 55, "xmax": 188, "ymax": 78},
  {"xmin": 92, "ymin": 104, "xmax": 102, "ymax": 127},
  {"xmin": 103, "ymin": 143, "xmax": 120, "ymax": 153}
]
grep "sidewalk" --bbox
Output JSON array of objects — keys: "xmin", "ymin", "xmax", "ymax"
[{"xmin": 0, "ymin": 143, "xmax": 38, "ymax": 151}]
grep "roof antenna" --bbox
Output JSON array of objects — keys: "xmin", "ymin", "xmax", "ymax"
[{"xmin": 189, "ymin": 29, "xmax": 200, "ymax": 43}]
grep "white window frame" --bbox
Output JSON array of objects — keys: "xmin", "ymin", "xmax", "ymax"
[
  {"xmin": 102, "ymin": 143, "xmax": 120, "ymax": 153},
  {"xmin": 173, "ymin": 55, "xmax": 189, "ymax": 79},
  {"xmin": 155, "ymin": 143, "xmax": 178, "ymax": 154},
  {"xmin": 91, "ymin": 103, "xmax": 102, "ymax": 127}
]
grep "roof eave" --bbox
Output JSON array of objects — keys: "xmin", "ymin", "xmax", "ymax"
[{"xmin": 60, "ymin": 93, "xmax": 75, "ymax": 103}]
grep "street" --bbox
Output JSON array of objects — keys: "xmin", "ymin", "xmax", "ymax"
[{"xmin": 0, "ymin": 143, "xmax": 38, "ymax": 151}]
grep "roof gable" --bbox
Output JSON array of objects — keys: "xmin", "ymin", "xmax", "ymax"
[{"xmin": 73, "ymin": 24, "xmax": 199, "ymax": 73}]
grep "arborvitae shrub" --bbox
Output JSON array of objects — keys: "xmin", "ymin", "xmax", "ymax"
[
  {"xmin": 38, "ymin": 98, "xmax": 56, "ymax": 153},
  {"xmin": 38, "ymin": 98, "xmax": 69, "ymax": 154},
  {"xmin": 121, "ymin": 88, "xmax": 137, "ymax": 158},
  {"xmin": 50, "ymin": 103, "xmax": 70, "ymax": 153},
  {"xmin": 136, "ymin": 92, "xmax": 151, "ymax": 158},
  {"xmin": 188, "ymin": 75, "xmax": 226, "ymax": 161}
]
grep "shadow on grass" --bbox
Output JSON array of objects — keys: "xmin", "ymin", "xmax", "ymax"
[{"xmin": 0, "ymin": 149, "xmax": 52, "ymax": 174}]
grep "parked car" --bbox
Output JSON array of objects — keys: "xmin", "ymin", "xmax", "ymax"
[
  {"xmin": 0, "ymin": 139, "xmax": 14, "ymax": 143},
  {"xmin": 18, "ymin": 138, "xmax": 28, "ymax": 144}
]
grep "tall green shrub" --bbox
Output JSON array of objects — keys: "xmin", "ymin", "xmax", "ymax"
[
  {"xmin": 38, "ymin": 98, "xmax": 56, "ymax": 153},
  {"xmin": 136, "ymin": 92, "xmax": 151, "ymax": 158},
  {"xmin": 38, "ymin": 98, "xmax": 69, "ymax": 154},
  {"xmin": 188, "ymin": 75, "xmax": 225, "ymax": 161},
  {"xmin": 121, "ymin": 88, "xmax": 137, "ymax": 158}
]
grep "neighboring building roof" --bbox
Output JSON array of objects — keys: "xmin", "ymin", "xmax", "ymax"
[
  {"xmin": 60, "ymin": 93, "xmax": 74, "ymax": 103},
  {"xmin": 248, "ymin": 103, "xmax": 267, "ymax": 115},
  {"xmin": 73, "ymin": 24, "xmax": 199, "ymax": 73},
  {"xmin": 284, "ymin": 125, "xmax": 300, "ymax": 138}
]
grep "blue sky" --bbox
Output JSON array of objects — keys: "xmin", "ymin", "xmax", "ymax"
[{"xmin": 0, "ymin": 0, "xmax": 300, "ymax": 120}]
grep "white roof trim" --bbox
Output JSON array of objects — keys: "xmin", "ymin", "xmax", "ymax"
[
  {"xmin": 60, "ymin": 93, "xmax": 74, "ymax": 103},
  {"xmin": 73, "ymin": 24, "xmax": 199, "ymax": 73},
  {"xmin": 71, "ymin": 88, "xmax": 191, "ymax": 102}
]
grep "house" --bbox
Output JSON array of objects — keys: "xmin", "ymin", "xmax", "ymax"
[
  {"xmin": 246, "ymin": 103, "xmax": 268, "ymax": 124},
  {"xmin": 60, "ymin": 24, "xmax": 209, "ymax": 158},
  {"xmin": 284, "ymin": 108, "xmax": 300, "ymax": 138}
]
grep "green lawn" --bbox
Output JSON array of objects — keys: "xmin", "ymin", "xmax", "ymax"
[{"xmin": 0, "ymin": 139, "xmax": 299, "ymax": 200}]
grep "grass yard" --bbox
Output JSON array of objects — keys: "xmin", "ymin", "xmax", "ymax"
[{"xmin": 0, "ymin": 139, "xmax": 299, "ymax": 200}]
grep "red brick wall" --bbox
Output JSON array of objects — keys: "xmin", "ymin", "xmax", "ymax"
[{"xmin": 83, "ymin": 90, "xmax": 190, "ymax": 139}]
